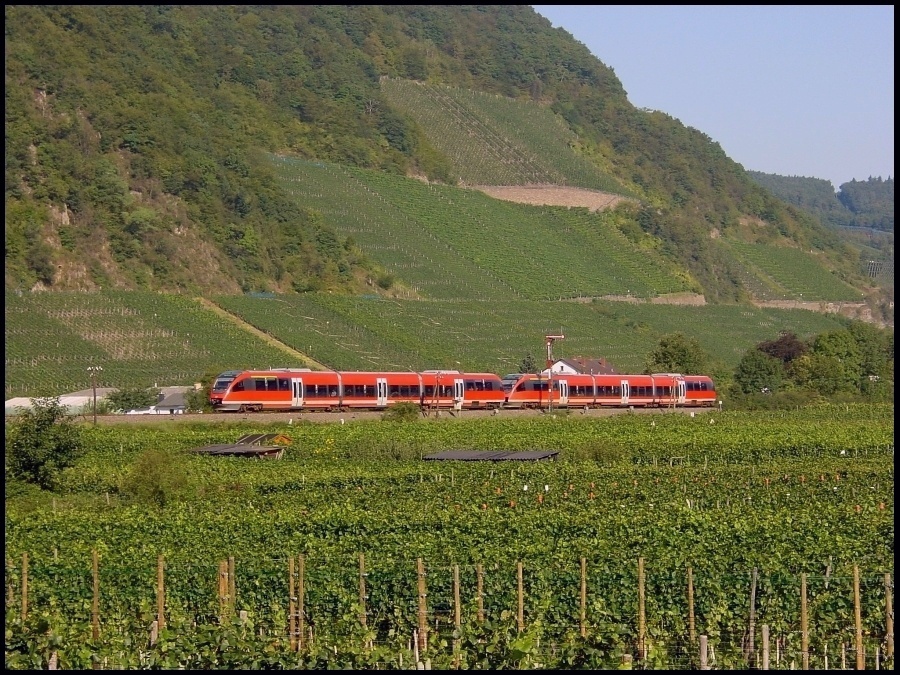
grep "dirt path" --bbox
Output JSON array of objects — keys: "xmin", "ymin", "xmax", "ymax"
[{"xmin": 195, "ymin": 297, "xmax": 327, "ymax": 369}]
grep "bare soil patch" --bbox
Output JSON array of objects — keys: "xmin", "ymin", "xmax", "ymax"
[{"xmin": 472, "ymin": 185, "xmax": 633, "ymax": 211}]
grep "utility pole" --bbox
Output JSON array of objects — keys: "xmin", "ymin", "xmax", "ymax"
[{"xmin": 87, "ymin": 366, "xmax": 103, "ymax": 425}]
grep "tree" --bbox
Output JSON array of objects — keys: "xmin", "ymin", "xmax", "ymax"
[
  {"xmin": 120, "ymin": 448, "xmax": 189, "ymax": 507},
  {"xmin": 643, "ymin": 333, "xmax": 709, "ymax": 375},
  {"xmin": 757, "ymin": 331, "xmax": 808, "ymax": 366},
  {"xmin": 807, "ymin": 330, "xmax": 862, "ymax": 393},
  {"xmin": 733, "ymin": 349, "xmax": 784, "ymax": 395},
  {"xmin": 5, "ymin": 397, "xmax": 85, "ymax": 490},
  {"xmin": 518, "ymin": 352, "xmax": 538, "ymax": 373}
]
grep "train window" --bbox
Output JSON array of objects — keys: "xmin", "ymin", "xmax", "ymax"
[
  {"xmin": 389, "ymin": 385, "xmax": 401, "ymax": 396},
  {"xmin": 328, "ymin": 385, "xmax": 339, "ymax": 397},
  {"xmin": 232, "ymin": 380, "xmax": 245, "ymax": 392},
  {"xmin": 278, "ymin": 378, "xmax": 290, "ymax": 391}
]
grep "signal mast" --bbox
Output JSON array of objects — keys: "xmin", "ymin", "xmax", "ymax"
[
  {"xmin": 545, "ymin": 334, "xmax": 565, "ymax": 369},
  {"xmin": 544, "ymin": 335, "xmax": 564, "ymax": 413}
]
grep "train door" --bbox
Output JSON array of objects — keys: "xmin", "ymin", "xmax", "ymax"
[
  {"xmin": 453, "ymin": 378, "xmax": 465, "ymax": 411},
  {"xmin": 675, "ymin": 376, "xmax": 687, "ymax": 405},
  {"xmin": 291, "ymin": 378, "xmax": 303, "ymax": 408},
  {"xmin": 620, "ymin": 379, "xmax": 630, "ymax": 406},
  {"xmin": 376, "ymin": 378, "xmax": 388, "ymax": 407},
  {"xmin": 557, "ymin": 379, "xmax": 569, "ymax": 407}
]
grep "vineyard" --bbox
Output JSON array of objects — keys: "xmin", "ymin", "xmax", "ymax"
[
  {"xmin": 722, "ymin": 241, "xmax": 865, "ymax": 303},
  {"xmin": 379, "ymin": 79, "xmax": 627, "ymax": 194},
  {"xmin": 5, "ymin": 290, "xmax": 854, "ymax": 398},
  {"xmin": 272, "ymin": 157, "xmax": 688, "ymax": 301},
  {"xmin": 4, "ymin": 405, "xmax": 895, "ymax": 669},
  {"xmin": 3, "ymin": 292, "xmax": 294, "ymax": 399},
  {"xmin": 213, "ymin": 294, "xmax": 851, "ymax": 375}
]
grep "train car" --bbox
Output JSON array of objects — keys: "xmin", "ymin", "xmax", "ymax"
[
  {"xmin": 505, "ymin": 372, "xmax": 690, "ymax": 409},
  {"xmin": 213, "ymin": 369, "xmax": 505, "ymax": 412},
  {"xmin": 682, "ymin": 374, "xmax": 717, "ymax": 407}
]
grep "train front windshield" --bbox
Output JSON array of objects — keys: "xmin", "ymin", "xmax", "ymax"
[{"xmin": 212, "ymin": 371, "xmax": 241, "ymax": 392}]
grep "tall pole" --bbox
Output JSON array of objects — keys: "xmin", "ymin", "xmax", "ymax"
[{"xmin": 87, "ymin": 366, "xmax": 103, "ymax": 425}]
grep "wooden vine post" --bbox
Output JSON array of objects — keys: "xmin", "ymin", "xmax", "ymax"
[
  {"xmin": 156, "ymin": 554, "xmax": 166, "ymax": 631},
  {"xmin": 92, "ymin": 549, "xmax": 100, "ymax": 640},
  {"xmin": 298, "ymin": 554, "xmax": 306, "ymax": 651},
  {"xmin": 218, "ymin": 560, "xmax": 228, "ymax": 623},
  {"xmin": 453, "ymin": 564, "xmax": 461, "ymax": 668},
  {"xmin": 638, "ymin": 557, "xmax": 647, "ymax": 662},
  {"xmin": 476, "ymin": 563, "xmax": 484, "ymax": 623},
  {"xmin": 358, "ymin": 553, "xmax": 367, "ymax": 629},
  {"xmin": 854, "ymin": 565, "xmax": 863, "ymax": 670},
  {"xmin": 228, "ymin": 556, "xmax": 236, "ymax": 615},
  {"xmin": 21, "ymin": 552, "xmax": 28, "ymax": 622},
  {"xmin": 687, "ymin": 566, "xmax": 696, "ymax": 643},
  {"xmin": 516, "ymin": 561, "xmax": 524, "ymax": 633},
  {"xmin": 580, "ymin": 557, "xmax": 587, "ymax": 638},
  {"xmin": 886, "ymin": 572, "xmax": 894, "ymax": 660},
  {"xmin": 289, "ymin": 556, "xmax": 297, "ymax": 652},
  {"xmin": 416, "ymin": 558, "xmax": 428, "ymax": 654},
  {"xmin": 801, "ymin": 573, "xmax": 809, "ymax": 670},
  {"xmin": 747, "ymin": 567, "xmax": 758, "ymax": 663}
]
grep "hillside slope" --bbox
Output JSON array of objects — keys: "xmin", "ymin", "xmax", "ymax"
[{"xmin": 4, "ymin": 5, "xmax": 880, "ymax": 309}]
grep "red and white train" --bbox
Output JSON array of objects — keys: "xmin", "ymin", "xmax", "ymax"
[{"xmin": 211, "ymin": 368, "xmax": 716, "ymax": 412}]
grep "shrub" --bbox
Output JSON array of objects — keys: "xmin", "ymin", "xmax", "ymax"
[
  {"xmin": 381, "ymin": 401, "xmax": 421, "ymax": 422},
  {"xmin": 120, "ymin": 448, "xmax": 190, "ymax": 507},
  {"xmin": 5, "ymin": 397, "xmax": 85, "ymax": 490}
]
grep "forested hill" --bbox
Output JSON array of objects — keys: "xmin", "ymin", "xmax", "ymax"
[
  {"xmin": 4, "ymin": 5, "xmax": 873, "ymax": 304},
  {"xmin": 747, "ymin": 173, "xmax": 894, "ymax": 231}
]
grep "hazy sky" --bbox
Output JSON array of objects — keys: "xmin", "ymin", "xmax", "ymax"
[{"xmin": 531, "ymin": 5, "xmax": 894, "ymax": 190}]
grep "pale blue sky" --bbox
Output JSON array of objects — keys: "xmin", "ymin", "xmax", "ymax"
[{"xmin": 531, "ymin": 5, "xmax": 894, "ymax": 190}]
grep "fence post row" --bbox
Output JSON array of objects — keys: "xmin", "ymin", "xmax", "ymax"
[{"xmin": 10, "ymin": 553, "xmax": 897, "ymax": 668}]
